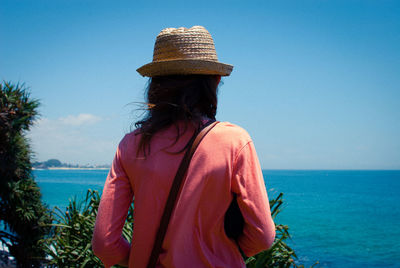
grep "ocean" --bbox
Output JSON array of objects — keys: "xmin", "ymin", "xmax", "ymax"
[{"xmin": 34, "ymin": 169, "xmax": 400, "ymax": 267}]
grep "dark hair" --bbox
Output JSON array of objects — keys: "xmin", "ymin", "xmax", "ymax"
[{"xmin": 135, "ymin": 74, "xmax": 220, "ymax": 155}]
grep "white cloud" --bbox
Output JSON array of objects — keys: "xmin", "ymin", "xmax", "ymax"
[
  {"xmin": 58, "ymin": 113, "xmax": 102, "ymax": 126},
  {"xmin": 28, "ymin": 114, "xmax": 120, "ymax": 165}
]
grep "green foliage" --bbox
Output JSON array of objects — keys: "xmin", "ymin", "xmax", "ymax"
[
  {"xmin": 46, "ymin": 190, "xmax": 307, "ymax": 267},
  {"xmin": 0, "ymin": 81, "xmax": 52, "ymax": 267},
  {"xmin": 43, "ymin": 190, "xmax": 103, "ymax": 267},
  {"xmin": 44, "ymin": 159, "xmax": 62, "ymax": 167},
  {"xmin": 43, "ymin": 190, "xmax": 134, "ymax": 267},
  {"xmin": 0, "ymin": 81, "xmax": 39, "ymax": 135},
  {"xmin": 0, "ymin": 82, "xmax": 39, "ymax": 184}
]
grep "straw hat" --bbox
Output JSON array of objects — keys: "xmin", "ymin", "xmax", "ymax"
[{"xmin": 137, "ymin": 26, "xmax": 233, "ymax": 77}]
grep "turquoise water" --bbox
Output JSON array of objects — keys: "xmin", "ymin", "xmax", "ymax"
[
  {"xmin": 34, "ymin": 169, "xmax": 400, "ymax": 267},
  {"xmin": 35, "ymin": 169, "xmax": 106, "ymax": 209}
]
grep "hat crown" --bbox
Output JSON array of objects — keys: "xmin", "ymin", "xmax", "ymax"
[
  {"xmin": 137, "ymin": 25, "xmax": 233, "ymax": 77},
  {"xmin": 153, "ymin": 26, "xmax": 218, "ymax": 62}
]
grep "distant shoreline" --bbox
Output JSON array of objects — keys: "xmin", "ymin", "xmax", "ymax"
[{"xmin": 32, "ymin": 167, "xmax": 110, "ymax": 170}]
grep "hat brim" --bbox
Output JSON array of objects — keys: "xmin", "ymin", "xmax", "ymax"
[{"xmin": 136, "ymin": 59, "xmax": 233, "ymax": 77}]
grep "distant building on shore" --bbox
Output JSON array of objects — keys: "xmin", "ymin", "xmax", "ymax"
[{"xmin": 32, "ymin": 159, "xmax": 110, "ymax": 169}]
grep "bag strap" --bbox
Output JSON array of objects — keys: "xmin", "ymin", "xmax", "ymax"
[{"xmin": 146, "ymin": 121, "xmax": 219, "ymax": 268}]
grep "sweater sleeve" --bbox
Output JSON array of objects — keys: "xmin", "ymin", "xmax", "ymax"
[
  {"xmin": 231, "ymin": 141, "xmax": 276, "ymax": 257},
  {"xmin": 92, "ymin": 138, "xmax": 134, "ymax": 267}
]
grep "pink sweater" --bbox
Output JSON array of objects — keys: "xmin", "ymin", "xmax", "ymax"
[{"xmin": 92, "ymin": 122, "xmax": 275, "ymax": 268}]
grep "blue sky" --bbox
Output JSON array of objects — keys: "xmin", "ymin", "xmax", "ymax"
[{"xmin": 1, "ymin": 0, "xmax": 399, "ymax": 169}]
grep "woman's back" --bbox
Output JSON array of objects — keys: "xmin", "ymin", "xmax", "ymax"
[{"xmin": 93, "ymin": 121, "xmax": 275, "ymax": 267}]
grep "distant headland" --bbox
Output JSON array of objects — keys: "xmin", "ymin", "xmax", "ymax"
[{"xmin": 32, "ymin": 159, "xmax": 110, "ymax": 170}]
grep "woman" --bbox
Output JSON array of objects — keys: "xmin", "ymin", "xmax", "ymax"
[{"xmin": 92, "ymin": 26, "xmax": 275, "ymax": 268}]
